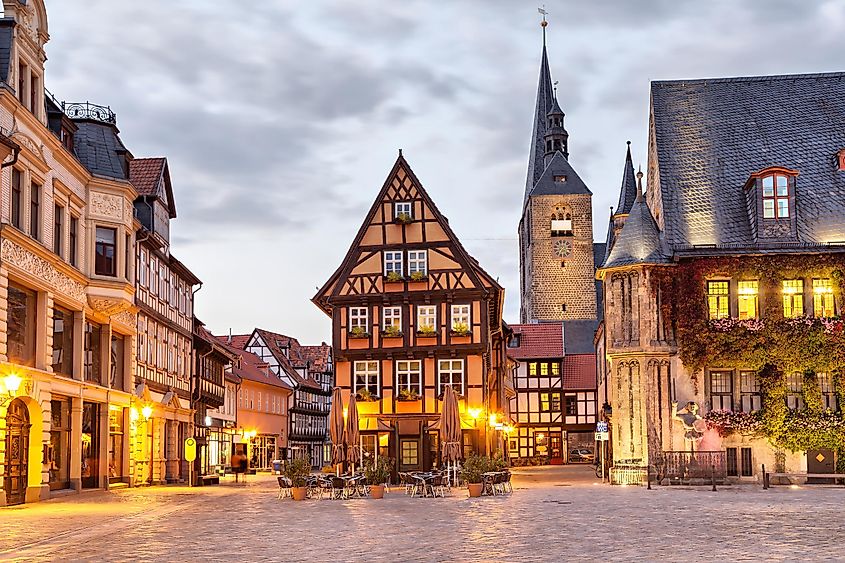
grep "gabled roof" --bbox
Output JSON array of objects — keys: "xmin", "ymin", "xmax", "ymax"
[
  {"xmin": 129, "ymin": 157, "xmax": 177, "ymax": 218},
  {"xmin": 313, "ymin": 153, "xmax": 503, "ymax": 320},
  {"xmin": 523, "ymin": 43, "xmax": 557, "ymax": 206},
  {"xmin": 251, "ymin": 328, "xmax": 323, "ymax": 390},
  {"xmin": 650, "ymin": 71, "xmax": 845, "ymax": 248},
  {"xmin": 604, "ymin": 189, "xmax": 670, "ymax": 269},
  {"xmin": 616, "ymin": 142, "xmax": 637, "ymax": 216},
  {"xmin": 235, "ymin": 350, "xmax": 292, "ymax": 391},
  {"xmin": 528, "ymin": 151, "xmax": 591, "ymax": 198},
  {"xmin": 509, "ymin": 323, "xmax": 563, "ymax": 360}
]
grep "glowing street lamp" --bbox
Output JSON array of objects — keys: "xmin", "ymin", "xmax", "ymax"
[
  {"xmin": 467, "ymin": 407, "xmax": 483, "ymax": 420},
  {"xmin": 141, "ymin": 404, "xmax": 153, "ymax": 420},
  {"xmin": 1, "ymin": 373, "xmax": 23, "ymax": 406}
]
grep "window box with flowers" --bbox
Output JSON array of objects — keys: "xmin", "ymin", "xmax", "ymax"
[
  {"xmin": 396, "ymin": 388, "xmax": 421, "ymax": 402},
  {"xmin": 348, "ymin": 326, "xmax": 370, "ymax": 339},
  {"xmin": 450, "ymin": 322, "xmax": 472, "ymax": 337},
  {"xmin": 408, "ymin": 271, "xmax": 427, "ymax": 282},
  {"xmin": 355, "ymin": 388, "xmax": 379, "ymax": 402},
  {"xmin": 381, "ymin": 325, "xmax": 403, "ymax": 339},
  {"xmin": 385, "ymin": 271, "xmax": 404, "ymax": 283},
  {"xmin": 417, "ymin": 325, "xmax": 437, "ymax": 338},
  {"xmin": 394, "ymin": 212, "xmax": 413, "ymax": 225}
]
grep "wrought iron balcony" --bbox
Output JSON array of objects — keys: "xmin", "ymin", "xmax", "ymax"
[{"xmin": 62, "ymin": 101, "xmax": 116, "ymax": 125}]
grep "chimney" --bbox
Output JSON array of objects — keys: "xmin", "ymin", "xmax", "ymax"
[{"xmin": 228, "ymin": 328, "xmax": 232, "ymax": 344}]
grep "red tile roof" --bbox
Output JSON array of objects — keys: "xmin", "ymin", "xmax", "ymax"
[
  {"xmin": 562, "ymin": 355, "xmax": 596, "ymax": 389},
  {"xmin": 234, "ymin": 350, "xmax": 292, "ymax": 391},
  {"xmin": 508, "ymin": 323, "xmax": 564, "ymax": 359},
  {"xmin": 225, "ymin": 333, "xmax": 251, "ymax": 350},
  {"xmin": 129, "ymin": 157, "xmax": 165, "ymax": 196}
]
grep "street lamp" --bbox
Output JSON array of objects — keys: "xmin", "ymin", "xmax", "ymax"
[
  {"xmin": 141, "ymin": 405, "xmax": 153, "ymax": 420},
  {"xmin": 1, "ymin": 373, "xmax": 23, "ymax": 406}
]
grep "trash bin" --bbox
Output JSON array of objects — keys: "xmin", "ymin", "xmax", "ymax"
[{"xmin": 272, "ymin": 460, "xmax": 282, "ymax": 475}]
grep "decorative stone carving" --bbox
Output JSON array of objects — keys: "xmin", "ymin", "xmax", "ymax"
[
  {"xmin": 113, "ymin": 309, "xmax": 137, "ymax": 329},
  {"xmin": 10, "ymin": 131, "xmax": 47, "ymax": 165},
  {"xmin": 87, "ymin": 295, "xmax": 132, "ymax": 317},
  {"xmin": 1, "ymin": 239, "xmax": 85, "ymax": 302},
  {"xmin": 90, "ymin": 192, "xmax": 124, "ymax": 220}
]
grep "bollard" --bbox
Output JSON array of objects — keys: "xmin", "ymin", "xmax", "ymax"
[
  {"xmin": 711, "ymin": 465, "xmax": 717, "ymax": 492},
  {"xmin": 647, "ymin": 469, "xmax": 652, "ymax": 490},
  {"xmin": 762, "ymin": 464, "xmax": 767, "ymax": 490}
]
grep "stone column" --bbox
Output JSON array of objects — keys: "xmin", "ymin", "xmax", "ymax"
[
  {"xmin": 73, "ymin": 310, "xmax": 85, "ymax": 381},
  {"xmin": 69, "ymin": 397, "xmax": 83, "ymax": 491},
  {"xmin": 99, "ymin": 403, "xmax": 109, "ymax": 489}
]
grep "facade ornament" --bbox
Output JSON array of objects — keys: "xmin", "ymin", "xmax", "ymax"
[
  {"xmin": 89, "ymin": 192, "xmax": 124, "ymax": 220},
  {"xmin": 1, "ymin": 238, "xmax": 85, "ymax": 303},
  {"xmin": 86, "ymin": 295, "xmax": 133, "ymax": 317}
]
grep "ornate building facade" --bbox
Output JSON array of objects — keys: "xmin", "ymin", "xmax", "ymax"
[
  {"xmin": 314, "ymin": 153, "xmax": 512, "ymax": 473},
  {"xmin": 598, "ymin": 72, "xmax": 845, "ymax": 483},
  {"xmin": 0, "ymin": 0, "xmax": 137, "ymax": 505}
]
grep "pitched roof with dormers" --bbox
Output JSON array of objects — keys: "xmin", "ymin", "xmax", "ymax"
[
  {"xmin": 650, "ymin": 72, "xmax": 845, "ymax": 249},
  {"xmin": 129, "ymin": 157, "xmax": 177, "ymax": 218}
]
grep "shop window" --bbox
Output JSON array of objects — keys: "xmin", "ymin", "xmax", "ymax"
[
  {"xmin": 782, "ymin": 279, "xmax": 804, "ymax": 318},
  {"xmin": 108, "ymin": 407, "xmax": 124, "ymax": 483},
  {"xmin": 111, "ymin": 334, "xmax": 125, "ymax": 390},
  {"xmin": 52, "ymin": 306, "xmax": 75, "ymax": 376},
  {"xmin": 7, "ymin": 282, "xmax": 36, "ymax": 366},
  {"xmin": 81, "ymin": 403, "xmax": 101, "ymax": 489},
  {"xmin": 49, "ymin": 398, "xmax": 72, "ymax": 490}
]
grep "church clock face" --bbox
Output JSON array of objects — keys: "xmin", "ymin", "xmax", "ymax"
[{"xmin": 553, "ymin": 239, "xmax": 572, "ymax": 258}]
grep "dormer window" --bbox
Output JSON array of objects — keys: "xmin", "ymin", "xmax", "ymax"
[
  {"xmin": 762, "ymin": 173, "xmax": 789, "ymax": 219},
  {"xmin": 554, "ymin": 175, "xmax": 566, "ymax": 183},
  {"xmin": 837, "ymin": 149, "xmax": 845, "ymax": 172}
]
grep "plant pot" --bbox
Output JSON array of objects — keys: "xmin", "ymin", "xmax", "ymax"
[
  {"xmin": 370, "ymin": 484, "xmax": 385, "ymax": 499},
  {"xmin": 467, "ymin": 483, "xmax": 483, "ymax": 498},
  {"xmin": 291, "ymin": 487, "xmax": 308, "ymax": 501}
]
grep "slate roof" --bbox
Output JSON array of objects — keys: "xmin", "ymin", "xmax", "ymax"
[
  {"xmin": 73, "ymin": 121, "xmax": 130, "ymax": 180},
  {"xmin": 604, "ymin": 192, "xmax": 670, "ymax": 269},
  {"xmin": 508, "ymin": 323, "xmax": 564, "ymax": 360},
  {"xmin": 523, "ymin": 44, "xmax": 556, "ymax": 206},
  {"xmin": 0, "ymin": 19, "xmax": 13, "ymax": 83},
  {"xmin": 529, "ymin": 151, "xmax": 592, "ymax": 197},
  {"xmin": 592, "ymin": 243, "xmax": 606, "ymax": 319},
  {"xmin": 617, "ymin": 142, "xmax": 637, "ymax": 215},
  {"xmin": 650, "ymin": 72, "xmax": 845, "ymax": 248},
  {"xmin": 562, "ymin": 320, "xmax": 598, "ymax": 355},
  {"xmin": 129, "ymin": 158, "xmax": 165, "ymax": 196}
]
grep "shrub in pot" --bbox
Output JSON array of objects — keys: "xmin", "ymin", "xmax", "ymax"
[
  {"xmin": 461, "ymin": 453, "xmax": 491, "ymax": 497},
  {"xmin": 283, "ymin": 458, "xmax": 312, "ymax": 501},
  {"xmin": 364, "ymin": 457, "xmax": 393, "ymax": 499}
]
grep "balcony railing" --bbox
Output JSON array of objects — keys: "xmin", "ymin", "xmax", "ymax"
[{"xmin": 62, "ymin": 101, "xmax": 117, "ymax": 125}]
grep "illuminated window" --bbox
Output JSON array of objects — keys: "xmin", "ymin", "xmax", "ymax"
[
  {"xmin": 540, "ymin": 363, "xmax": 549, "ymax": 376},
  {"xmin": 400, "ymin": 439, "xmax": 419, "ymax": 466},
  {"xmin": 782, "ymin": 279, "xmax": 804, "ymax": 318},
  {"xmin": 437, "ymin": 359, "xmax": 464, "ymax": 396},
  {"xmin": 737, "ymin": 281, "xmax": 758, "ymax": 319},
  {"xmin": 540, "ymin": 392, "xmax": 561, "ymax": 412},
  {"xmin": 707, "ymin": 281, "xmax": 730, "ymax": 319},
  {"xmin": 528, "ymin": 362, "xmax": 538, "ymax": 376},
  {"xmin": 813, "ymin": 278, "xmax": 835, "ymax": 317},
  {"xmin": 709, "ymin": 370, "xmax": 733, "ymax": 411},
  {"xmin": 551, "ymin": 362, "xmax": 560, "ymax": 376},
  {"xmin": 762, "ymin": 174, "xmax": 789, "ymax": 219},
  {"xmin": 396, "ymin": 360, "xmax": 422, "ymax": 394}
]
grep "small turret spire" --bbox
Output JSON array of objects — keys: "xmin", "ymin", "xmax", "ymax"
[{"xmin": 636, "ymin": 165, "xmax": 644, "ymax": 202}]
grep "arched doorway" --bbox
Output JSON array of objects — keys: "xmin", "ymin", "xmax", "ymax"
[{"xmin": 4, "ymin": 399, "xmax": 30, "ymax": 505}]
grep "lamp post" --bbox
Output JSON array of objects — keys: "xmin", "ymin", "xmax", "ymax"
[{"xmin": 1, "ymin": 373, "xmax": 24, "ymax": 406}]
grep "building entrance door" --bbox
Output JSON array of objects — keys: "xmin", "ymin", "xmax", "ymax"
[
  {"xmin": 4, "ymin": 399, "xmax": 30, "ymax": 505},
  {"xmin": 807, "ymin": 449, "xmax": 836, "ymax": 484},
  {"xmin": 549, "ymin": 432, "xmax": 564, "ymax": 465}
]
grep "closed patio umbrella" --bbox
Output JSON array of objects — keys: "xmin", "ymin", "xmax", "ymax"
[
  {"xmin": 346, "ymin": 393, "xmax": 361, "ymax": 472},
  {"xmin": 329, "ymin": 387, "xmax": 345, "ymax": 476},
  {"xmin": 440, "ymin": 385, "xmax": 463, "ymax": 486}
]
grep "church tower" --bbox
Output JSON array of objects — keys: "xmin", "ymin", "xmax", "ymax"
[{"xmin": 518, "ymin": 21, "xmax": 596, "ymax": 323}]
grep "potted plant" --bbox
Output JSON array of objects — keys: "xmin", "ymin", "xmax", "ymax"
[
  {"xmin": 356, "ymin": 388, "xmax": 378, "ymax": 402},
  {"xmin": 385, "ymin": 271, "xmax": 404, "ymax": 283},
  {"xmin": 461, "ymin": 453, "xmax": 489, "ymax": 497},
  {"xmin": 409, "ymin": 271, "xmax": 427, "ymax": 282},
  {"xmin": 394, "ymin": 212, "xmax": 413, "ymax": 224},
  {"xmin": 417, "ymin": 324, "xmax": 437, "ymax": 337},
  {"xmin": 349, "ymin": 326, "xmax": 369, "ymax": 339},
  {"xmin": 451, "ymin": 322, "xmax": 472, "ymax": 337},
  {"xmin": 381, "ymin": 325, "xmax": 403, "ymax": 338},
  {"xmin": 397, "ymin": 388, "xmax": 421, "ymax": 402},
  {"xmin": 364, "ymin": 457, "xmax": 393, "ymax": 499},
  {"xmin": 283, "ymin": 458, "xmax": 312, "ymax": 501}
]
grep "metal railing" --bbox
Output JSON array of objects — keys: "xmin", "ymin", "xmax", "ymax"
[
  {"xmin": 62, "ymin": 101, "xmax": 117, "ymax": 124},
  {"xmin": 660, "ymin": 450, "xmax": 727, "ymax": 484}
]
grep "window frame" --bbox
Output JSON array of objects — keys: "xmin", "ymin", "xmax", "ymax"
[
  {"xmin": 417, "ymin": 305, "xmax": 437, "ymax": 332},
  {"xmin": 353, "ymin": 360, "xmax": 379, "ymax": 397},
  {"xmin": 394, "ymin": 201, "xmax": 413, "ymax": 220},
  {"xmin": 782, "ymin": 279, "xmax": 804, "ymax": 318},
  {"xmin": 69, "ymin": 214, "xmax": 79, "ymax": 267},
  {"xmin": 437, "ymin": 358, "xmax": 464, "ymax": 396},
  {"xmin": 382, "ymin": 306, "xmax": 402, "ymax": 331},
  {"xmin": 708, "ymin": 370, "xmax": 734, "ymax": 411},
  {"xmin": 737, "ymin": 280, "xmax": 759, "ymax": 320},
  {"xmin": 11, "ymin": 168, "xmax": 23, "ymax": 229},
  {"xmin": 30, "ymin": 180, "xmax": 41, "ymax": 239},
  {"xmin": 707, "ymin": 280, "xmax": 730, "ymax": 320},
  {"xmin": 349, "ymin": 307, "xmax": 369, "ymax": 331},
  {"xmin": 53, "ymin": 203, "xmax": 64, "ymax": 257},
  {"xmin": 761, "ymin": 173, "xmax": 790, "ymax": 220},
  {"xmin": 739, "ymin": 370, "xmax": 761, "ymax": 412},
  {"xmin": 450, "ymin": 304, "xmax": 471, "ymax": 332},
  {"xmin": 384, "ymin": 251, "xmax": 403, "ymax": 277},
  {"xmin": 813, "ymin": 278, "xmax": 835, "ymax": 318},
  {"xmin": 395, "ymin": 360, "xmax": 422, "ymax": 395},
  {"xmin": 94, "ymin": 226, "xmax": 118, "ymax": 277},
  {"xmin": 7, "ymin": 281, "xmax": 36, "ymax": 366},
  {"xmin": 407, "ymin": 250, "xmax": 427, "ymax": 276}
]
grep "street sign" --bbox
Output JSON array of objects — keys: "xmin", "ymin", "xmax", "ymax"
[
  {"xmin": 596, "ymin": 421, "xmax": 608, "ymax": 433},
  {"xmin": 595, "ymin": 431, "xmax": 609, "ymax": 442},
  {"xmin": 184, "ymin": 437, "xmax": 197, "ymax": 462}
]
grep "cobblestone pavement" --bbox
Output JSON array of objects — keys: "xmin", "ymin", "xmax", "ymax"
[{"xmin": 1, "ymin": 466, "xmax": 844, "ymax": 562}]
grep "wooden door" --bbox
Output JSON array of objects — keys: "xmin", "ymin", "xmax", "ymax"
[
  {"xmin": 549, "ymin": 432, "xmax": 564, "ymax": 465},
  {"xmin": 4, "ymin": 399, "xmax": 30, "ymax": 505},
  {"xmin": 807, "ymin": 449, "xmax": 835, "ymax": 484}
]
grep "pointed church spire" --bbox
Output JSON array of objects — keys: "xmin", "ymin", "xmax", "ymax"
[
  {"xmin": 523, "ymin": 14, "xmax": 558, "ymax": 205},
  {"xmin": 615, "ymin": 141, "xmax": 637, "ymax": 215}
]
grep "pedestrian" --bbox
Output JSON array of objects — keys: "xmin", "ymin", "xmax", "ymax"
[{"xmin": 232, "ymin": 451, "xmax": 243, "ymax": 483}]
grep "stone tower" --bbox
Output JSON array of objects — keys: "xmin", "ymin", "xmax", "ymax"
[{"xmin": 518, "ymin": 28, "xmax": 596, "ymax": 323}]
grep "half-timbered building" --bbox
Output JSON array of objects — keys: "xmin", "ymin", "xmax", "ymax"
[{"xmin": 313, "ymin": 153, "xmax": 511, "ymax": 473}]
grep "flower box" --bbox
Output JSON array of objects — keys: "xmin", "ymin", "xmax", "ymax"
[
  {"xmin": 348, "ymin": 329, "xmax": 370, "ymax": 340},
  {"xmin": 394, "ymin": 213, "xmax": 413, "ymax": 225},
  {"xmin": 408, "ymin": 272, "xmax": 428, "ymax": 282},
  {"xmin": 384, "ymin": 272, "xmax": 404, "ymax": 283},
  {"xmin": 356, "ymin": 390, "xmax": 379, "ymax": 403},
  {"xmin": 381, "ymin": 328, "xmax": 403, "ymax": 339},
  {"xmin": 396, "ymin": 390, "xmax": 422, "ymax": 402}
]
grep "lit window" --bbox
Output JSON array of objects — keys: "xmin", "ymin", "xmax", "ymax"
[
  {"xmin": 407, "ymin": 250, "xmax": 427, "ymax": 276},
  {"xmin": 540, "ymin": 392, "xmax": 561, "ymax": 412},
  {"xmin": 540, "ymin": 363, "xmax": 549, "ymax": 376},
  {"xmin": 709, "ymin": 370, "xmax": 733, "ymax": 411},
  {"xmin": 400, "ymin": 439, "xmax": 419, "ymax": 466},
  {"xmin": 528, "ymin": 362, "xmax": 537, "ymax": 376},
  {"xmin": 737, "ymin": 280, "xmax": 758, "ymax": 319},
  {"xmin": 396, "ymin": 360, "xmax": 422, "ymax": 394},
  {"xmin": 762, "ymin": 174, "xmax": 789, "ymax": 219},
  {"xmin": 437, "ymin": 359, "xmax": 464, "ymax": 396},
  {"xmin": 349, "ymin": 307, "xmax": 368, "ymax": 331},
  {"xmin": 782, "ymin": 279, "xmax": 804, "ymax": 318},
  {"xmin": 813, "ymin": 279, "xmax": 835, "ymax": 317},
  {"xmin": 707, "ymin": 281, "xmax": 730, "ymax": 319},
  {"xmin": 394, "ymin": 201, "xmax": 412, "ymax": 220},
  {"xmin": 353, "ymin": 360, "xmax": 379, "ymax": 397},
  {"xmin": 416, "ymin": 305, "xmax": 436, "ymax": 332},
  {"xmin": 450, "ymin": 304, "xmax": 470, "ymax": 332},
  {"xmin": 384, "ymin": 251, "xmax": 403, "ymax": 277}
]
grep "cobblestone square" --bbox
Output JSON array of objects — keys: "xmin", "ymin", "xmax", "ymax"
[{"xmin": 1, "ymin": 467, "xmax": 843, "ymax": 562}]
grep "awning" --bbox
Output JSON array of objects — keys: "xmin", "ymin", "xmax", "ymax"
[{"xmin": 360, "ymin": 417, "xmax": 393, "ymax": 432}]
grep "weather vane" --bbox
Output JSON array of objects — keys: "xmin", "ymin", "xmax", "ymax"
[{"xmin": 538, "ymin": 6, "xmax": 548, "ymax": 44}]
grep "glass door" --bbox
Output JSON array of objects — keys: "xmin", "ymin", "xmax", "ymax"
[{"xmin": 81, "ymin": 403, "xmax": 100, "ymax": 489}]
